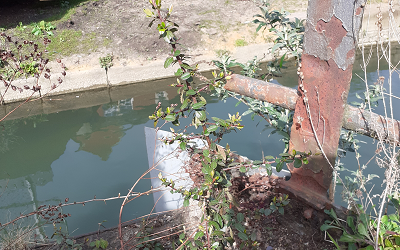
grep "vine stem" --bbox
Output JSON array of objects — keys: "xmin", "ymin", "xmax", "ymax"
[{"xmin": 150, "ymin": 0, "xmax": 211, "ymax": 146}]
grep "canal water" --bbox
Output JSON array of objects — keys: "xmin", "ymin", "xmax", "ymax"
[{"xmin": 0, "ymin": 48, "xmax": 399, "ymax": 237}]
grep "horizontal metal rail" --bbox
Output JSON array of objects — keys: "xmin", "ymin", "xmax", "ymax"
[{"xmin": 225, "ymin": 74, "xmax": 399, "ymax": 144}]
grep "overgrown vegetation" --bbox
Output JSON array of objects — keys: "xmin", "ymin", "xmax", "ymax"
[
  {"xmin": 1, "ymin": 0, "xmax": 399, "ymax": 249},
  {"xmin": 140, "ymin": 0, "xmax": 314, "ymax": 249}
]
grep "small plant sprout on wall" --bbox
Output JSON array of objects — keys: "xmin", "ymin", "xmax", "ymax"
[{"xmin": 99, "ymin": 54, "xmax": 113, "ymax": 87}]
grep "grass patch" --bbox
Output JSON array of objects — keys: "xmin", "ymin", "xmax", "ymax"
[
  {"xmin": 47, "ymin": 29, "xmax": 83, "ymax": 57},
  {"xmin": 199, "ymin": 9, "xmax": 219, "ymax": 15},
  {"xmin": 198, "ymin": 20, "xmax": 214, "ymax": 29},
  {"xmin": 46, "ymin": 30, "xmax": 98, "ymax": 58},
  {"xmin": 215, "ymin": 49, "xmax": 231, "ymax": 58},
  {"xmin": 102, "ymin": 37, "xmax": 113, "ymax": 48},
  {"xmin": 234, "ymin": 39, "xmax": 248, "ymax": 47}
]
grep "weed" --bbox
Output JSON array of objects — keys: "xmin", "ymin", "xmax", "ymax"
[
  {"xmin": 215, "ymin": 49, "xmax": 231, "ymax": 58},
  {"xmin": 51, "ymin": 225, "xmax": 83, "ymax": 250},
  {"xmin": 60, "ymin": 0, "xmax": 70, "ymax": 8},
  {"xmin": 31, "ymin": 21, "xmax": 56, "ymax": 37},
  {"xmin": 102, "ymin": 37, "xmax": 113, "ymax": 48},
  {"xmin": 321, "ymin": 198, "xmax": 400, "ymax": 250},
  {"xmin": 262, "ymin": 194, "xmax": 290, "ymax": 215},
  {"xmin": 89, "ymin": 238, "xmax": 109, "ymax": 249},
  {"xmin": 0, "ymin": 218, "xmax": 35, "ymax": 250},
  {"xmin": 16, "ymin": 22, "xmax": 27, "ymax": 32},
  {"xmin": 234, "ymin": 38, "xmax": 248, "ymax": 47},
  {"xmin": 199, "ymin": 9, "xmax": 219, "ymax": 15},
  {"xmin": 46, "ymin": 30, "xmax": 98, "ymax": 59},
  {"xmin": 136, "ymin": 220, "xmax": 164, "ymax": 250},
  {"xmin": 99, "ymin": 54, "xmax": 113, "ymax": 87}
]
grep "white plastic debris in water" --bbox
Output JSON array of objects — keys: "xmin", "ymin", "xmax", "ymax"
[{"xmin": 145, "ymin": 127, "xmax": 205, "ymax": 213}]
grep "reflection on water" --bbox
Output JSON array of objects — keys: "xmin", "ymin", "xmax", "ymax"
[{"xmin": 0, "ymin": 49, "xmax": 399, "ymax": 236}]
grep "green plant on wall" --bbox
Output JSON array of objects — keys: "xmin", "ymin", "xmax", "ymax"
[{"xmin": 99, "ymin": 54, "xmax": 113, "ymax": 87}]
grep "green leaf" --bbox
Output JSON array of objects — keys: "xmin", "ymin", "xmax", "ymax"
[
  {"xmin": 174, "ymin": 50, "xmax": 181, "ymax": 56},
  {"xmin": 183, "ymin": 199, "xmax": 189, "ymax": 207},
  {"xmin": 181, "ymin": 63, "xmax": 193, "ymax": 70},
  {"xmin": 180, "ymin": 98, "xmax": 189, "ymax": 109},
  {"xmin": 209, "ymin": 221, "xmax": 221, "ymax": 230},
  {"xmin": 238, "ymin": 232, "xmax": 248, "ymax": 240},
  {"xmin": 279, "ymin": 53, "xmax": 286, "ymax": 68},
  {"xmin": 329, "ymin": 208, "xmax": 338, "ymax": 220},
  {"xmin": 179, "ymin": 232, "xmax": 185, "ymax": 240},
  {"xmin": 237, "ymin": 213, "xmax": 245, "ymax": 222},
  {"xmin": 192, "ymin": 102, "xmax": 205, "ymax": 109},
  {"xmin": 235, "ymin": 222, "xmax": 246, "ymax": 233},
  {"xmin": 347, "ymin": 216, "xmax": 356, "ymax": 233},
  {"xmin": 242, "ymin": 110, "xmax": 253, "ymax": 116},
  {"xmin": 320, "ymin": 224, "xmax": 341, "ymax": 231},
  {"xmin": 195, "ymin": 111, "xmax": 206, "ymax": 121},
  {"xmin": 163, "ymin": 30, "xmax": 174, "ymax": 42},
  {"xmin": 339, "ymin": 233, "xmax": 359, "ymax": 243},
  {"xmin": 180, "ymin": 141, "xmax": 186, "ymax": 151},
  {"xmin": 357, "ymin": 223, "xmax": 369, "ymax": 237},
  {"xmin": 66, "ymin": 239, "xmax": 74, "ymax": 245},
  {"xmin": 100, "ymin": 239, "xmax": 108, "ymax": 249},
  {"xmin": 276, "ymin": 160, "xmax": 284, "ymax": 172},
  {"xmin": 186, "ymin": 89, "xmax": 196, "ymax": 96},
  {"xmin": 207, "ymin": 125, "xmax": 218, "ymax": 132},
  {"xmin": 348, "ymin": 243, "xmax": 357, "ymax": 250},
  {"xmin": 265, "ymin": 164, "xmax": 272, "ymax": 176},
  {"xmin": 250, "ymin": 231, "xmax": 257, "ymax": 241},
  {"xmin": 239, "ymin": 166, "xmax": 246, "ymax": 173},
  {"xmin": 181, "ymin": 72, "xmax": 191, "ymax": 80},
  {"xmin": 294, "ymin": 158, "xmax": 302, "ymax": 168},
  {"xmin": 325, "ymin": 233, "xmax": 341, "ymax": 249},
  {"xmin": 143, "ymin": 8, "xmax": 154, "ymax": 17},
  {"xmin": 164, "ymin": 57, "xmax": 174, "ymax": 68},
  {"xmin": 194, "ymin": 240, "xmax": 203, "ymax": 247},
  {"xmin": 175, "ymin": 68, "xmax": 183, "ymax": 76},
  {"xmin": 165, "ymin": 114, "xmax": 176, "ymax": 122},
  {"xmin": 211, "ymin": 230, "xmax": 224, "ymax": 236},
  {"xmin": 204, "ymin": 175, "xmax": 213, "ymax": 183}
]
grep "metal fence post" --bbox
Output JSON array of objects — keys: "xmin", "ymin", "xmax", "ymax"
[{"xmin": 281, "ymin": 0, "xmax": 366, "ymax": 209}]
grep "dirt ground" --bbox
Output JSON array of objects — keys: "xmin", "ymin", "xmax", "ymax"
[{"xmin": 0, "ymin": 0, "xmax": 308, "ymax": 72}]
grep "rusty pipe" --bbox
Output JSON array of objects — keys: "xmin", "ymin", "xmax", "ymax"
[{"xmin": 225, "ymin": 74, "xmax": 400, "ymax": 144}]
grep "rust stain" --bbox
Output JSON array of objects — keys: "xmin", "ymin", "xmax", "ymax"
[
  {"xmin": 316, "ymin": 20, "xmax": 326, "ymax": 33},
  {"xmin": 346, "ymin": 49, "xmax": 355, "ymax": 59},
  {"xmin": 224, "ymin": 74, "xmax": 298, "ymax": 110},
  {"xmin": 356, "ymin": 6, "xmax": 362, "ymax": 15},
  {"xmin": 324, "ymin": 16, "xmax": 347, "ymax": 50},
  {"xmin": 288, "ymin": 52, "xmax": 353, "ymax": 192},
  {"xmin": 225, "ymin": 74, "xmax": 400, "ymax": 144}
]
